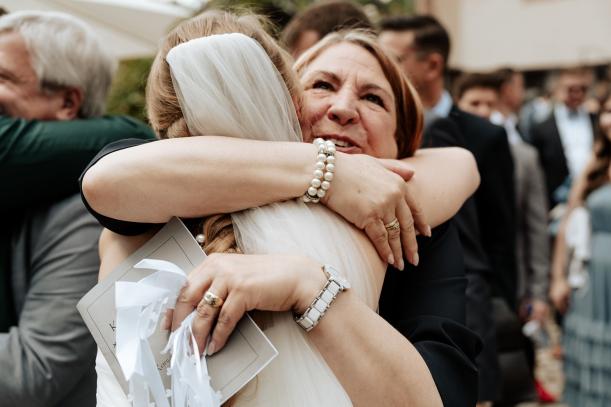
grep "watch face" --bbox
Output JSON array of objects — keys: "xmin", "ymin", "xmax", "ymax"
[{"xmin": 324, "ymin": 265, "xmax": 351, "ymax": 289}]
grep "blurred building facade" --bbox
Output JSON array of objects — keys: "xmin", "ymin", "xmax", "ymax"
[{"xmin": 415, "ymin": 0, "xmax": 611, "ymax": 71}]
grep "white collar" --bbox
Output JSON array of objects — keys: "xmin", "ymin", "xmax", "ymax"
[{"xmin": 430, "ymin": 90, "xmax": 453, "ymax": 119}]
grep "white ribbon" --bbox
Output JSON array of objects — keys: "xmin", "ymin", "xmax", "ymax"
[
  {"xmin": 115, "ymin": 259, "xmax": 221, "ymax": 407},
  {"xmin": 565, "ymin": 206, "xmax": 591, "ymax": 288}
]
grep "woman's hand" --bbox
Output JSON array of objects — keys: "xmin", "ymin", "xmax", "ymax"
[
  {"xmin": 549, "ymin": 277, "xmax": 571, "ymax": 314},
  {"xmin": 172, "ymin": 253, "xmax": 325, "ymax": 355},
  {"xmin": 323, "ymin": 153, "xmax": 430, "ymax": 269}
]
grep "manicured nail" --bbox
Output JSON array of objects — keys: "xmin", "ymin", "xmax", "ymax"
[
  {"xmin": 207, "ymin": 341, "xmax": 216, "ymax": 356},
  {"xmin": 397, "ymin": 258, "xmax": 405, "ymax": 271},
  {"xmin": 412, "ymin": 252, "xmax": 419, "ymax": 267},
  {"xmin": 388, "ymin": 254, "xmax": 395, "ymax": 265}
]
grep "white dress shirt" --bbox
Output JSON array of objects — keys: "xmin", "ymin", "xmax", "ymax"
[
  {"xmin": 424, "ymin": 90, "xmax": 453, "ymax": 128},
  {"xmin": 554, "ymin": 104, "xmax": 593, "ymax": 179},
  {"xmin": 491, "ymin": 111, "xmax": 522, "ymax": 145}
]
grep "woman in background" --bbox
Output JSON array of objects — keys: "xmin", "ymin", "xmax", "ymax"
[{"xmin": 550, "ymin": 93, "xmax": 611, "ymax": 407}]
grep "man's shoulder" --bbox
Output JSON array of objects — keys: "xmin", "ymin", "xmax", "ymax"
[
  {"xmin": 448, "ymin": 106, "xmax": 505, "ymax": 139},
  {"xmin": 25, "ymin": 194, "xmax": 100, "ymax": 245}
]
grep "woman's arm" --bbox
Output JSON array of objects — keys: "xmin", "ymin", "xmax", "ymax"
[
  {"xmin": 83, "ymin": 137, "xmax": 478, "ymax": 265},
  {"xmin": 83, "ymin": 137, "xmax": 476, "ymax": 226}
]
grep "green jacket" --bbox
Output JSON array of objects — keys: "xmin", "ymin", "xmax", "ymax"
[{"xmin": 0, "ymin": 115, "xmax": 155, "ymax": 330}]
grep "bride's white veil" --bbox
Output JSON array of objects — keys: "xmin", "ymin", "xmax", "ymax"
[
  {"xmin": 166, "ymin": 32, "xmax": 301, "ymax": 142},
  {"xmin": 166, "ymin": 32, "xmax": 382, "ymax": 406}
]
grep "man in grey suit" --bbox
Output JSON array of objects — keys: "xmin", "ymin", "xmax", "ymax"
[
  {"xmin": 0, "ymin": 12, "xmax": 116, "ymax": 406},
  {"xmin": 491, "ymin": 69, "xmax": 550, "ymax": 318}
]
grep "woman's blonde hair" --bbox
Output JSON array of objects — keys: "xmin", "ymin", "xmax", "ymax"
[
  {"xmin": 294, "ymin": 30, "xmax": 424, "ymax": 159},
  {"xmin": 146, "ymin": 10, "xmax": 299, "ymax": 256}
]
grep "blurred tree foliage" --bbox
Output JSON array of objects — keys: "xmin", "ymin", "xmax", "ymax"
[
  {"xmin": 106, "ymin": 57, "xmax": 153, "ymax": 123},
  {"xmin": 105, "ymin": 0, "xmax": 414, "ymax": 121}
]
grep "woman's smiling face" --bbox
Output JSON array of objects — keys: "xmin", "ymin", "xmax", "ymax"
[{"xmin": 299, "ymin": 42, "xmax": 398, "ymax": 159}]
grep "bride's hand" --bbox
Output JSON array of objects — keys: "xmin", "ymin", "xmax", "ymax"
[
  {"xmin": 322, "ymin": 153, "xmax": 429, "ymax": 269},
  {"xmin": 172, "ymin": 253, "xmax": 325, "ymax": 355}
]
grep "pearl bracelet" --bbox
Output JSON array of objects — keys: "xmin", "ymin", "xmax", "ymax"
[{"xmin": 303, "ymin": 138, "xmax": 336, "ymax": 203}]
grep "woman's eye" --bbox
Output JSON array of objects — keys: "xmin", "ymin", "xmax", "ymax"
[
  {"xmin": 364, "ymin": 94, "xmax": 384, "ymax": 107},
  {"xmin": 312, "ymin": 80, "xmax": 333, "ymax": 91}
]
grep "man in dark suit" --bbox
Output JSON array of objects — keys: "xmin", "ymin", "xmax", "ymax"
[
  {"xmin": 530, "ymin": 68, "xmax": 597, "ymax": 208},
  {"xmin": 380, "ymin": 16, "xmax": 517, "ymax": 406}
]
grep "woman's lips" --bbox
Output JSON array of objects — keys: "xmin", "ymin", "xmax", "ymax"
[
  {"xmin": 317, "ymin": 136, "xmax": 362, "ymax": 154},
  {"xmin": 335, "ymin": 146, "xmax": 362, "ymax": 154}
]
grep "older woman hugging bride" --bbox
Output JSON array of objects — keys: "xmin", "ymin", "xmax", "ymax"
[{"xmin": 84, "ymin": 9, "xmax": 480, "ymax": 407}]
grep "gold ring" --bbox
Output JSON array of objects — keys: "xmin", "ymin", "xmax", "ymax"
[
  {"xmin": 203, "ymin": 291, "xmax": 224, "ymax": 308},
  {"xmin": 384, "ymin": 218, "xmax": 401, "ymax": 232}
]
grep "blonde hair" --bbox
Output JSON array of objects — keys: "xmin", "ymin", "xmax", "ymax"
[{"xmin": 294, "ymin": 30, "xmax": 424, "ymax": 158}]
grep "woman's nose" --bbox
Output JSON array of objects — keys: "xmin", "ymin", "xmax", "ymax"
[{"xmin": 327, "ymin": 92, "xmax": 359, "ymax": 126}]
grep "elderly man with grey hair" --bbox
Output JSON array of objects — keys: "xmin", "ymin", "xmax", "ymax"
[{"xmin": 0, "ymin": 11, "xmax": 153, "ymax": 406}]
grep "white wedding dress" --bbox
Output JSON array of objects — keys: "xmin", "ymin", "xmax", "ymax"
[{"xmin": 95, "ymin": 33, "xmax": 385, "ymax": 406}]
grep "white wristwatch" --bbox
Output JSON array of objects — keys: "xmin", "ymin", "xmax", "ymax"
[{"xmin": 295, "ymin": 264, "xmax": 350, "ymax": 332}]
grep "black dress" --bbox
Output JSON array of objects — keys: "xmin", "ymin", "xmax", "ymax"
[{"xmin": 81, "ymin": 139, "xmax": 481, "ymax": 406}]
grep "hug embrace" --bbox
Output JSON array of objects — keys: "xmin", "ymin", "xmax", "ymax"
[{"xmin": 81, "ymin": 9, "xmax": 481, "ymax": 407}]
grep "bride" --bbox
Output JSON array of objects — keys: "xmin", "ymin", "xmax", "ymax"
[{"xmin": 92, "ymin": 10, "xmax": 479, "ymax": 406}]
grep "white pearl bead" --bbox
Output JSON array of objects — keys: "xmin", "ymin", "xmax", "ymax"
[
  {"xmin": 303, "ymin": 195, "xmax": 311, "ymax": 202},
  {"xmin": 324, "ymin": 172, "xmax": 334, "ymax": 181},
  {"xmin": 321, "ymin": 181, "xmax": 331, "ymax": 190},
  {"xmin": 308, "ymin": 186, "xmax": 318, "ymax": 196},
  {"xmin": 325, "ymin": 163, "xmax": 335, "ymax": 173},
  {"xmin": 327, "ymin": 145, "xmax": 336, "ymax": 154},
  {"xmin": 318, "ymin": 144, "xmax": 326, "ymax": 153},
  {"xmin": 325, "ymin": 140, "xmax": 335, "ymax": 148},
  {"xmin": 317, "ymin": 153, "xmax": 326, "ymax": 162},
  {"xmin": 317, "ymin": 189, "xmax": 326, "ymax": 198},
  {"xmin": 313, "ymin": 169, "xmax": 324, "ymax": 179},
  {"xmin": 311, "ymin": 178, "xmax": 322, "ymax": 188},
  {"xmin": 315, "ymin": 161, "xmax": 325, "ymax": 170},
  {"xmin": 326, "ymin": 155, "xmax": 335, "ymax": 164},
  {"xmin": 195, "ymin": 234, "xmax": 205, "ymax": 244}
]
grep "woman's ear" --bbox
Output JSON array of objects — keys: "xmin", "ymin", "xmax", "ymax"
[{"xmin": 55, "ymin": 87, "xmax": 83, "ymax": 120}]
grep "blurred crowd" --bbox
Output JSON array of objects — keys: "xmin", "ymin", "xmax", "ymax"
[{"xmin": 1, "ymin": 1, "xmax": 610, "ymax": 406}]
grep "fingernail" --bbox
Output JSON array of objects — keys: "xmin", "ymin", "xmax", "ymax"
[
  {"xmin": 388, "ymin": 254, "xmax": 395, "ymax": 265},
  {"xmin": 397, "ymin": 258, "xmax": 404, "ymax": 271},
  {"xmin": 412, "ymin": 253, "xmax": 419, "ymax": 267},
  {"xmin": 207, "ymin": 341, "xmax": 216, "ymax": 356},
  {"xmin": 426, "ymin": 226, "xmax": 432, "ymax": 237}
]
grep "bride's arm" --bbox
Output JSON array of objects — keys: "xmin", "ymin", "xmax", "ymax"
[
  {"xmin": 175, "ymin": 226, "xmax": 477, "ymax": 406},
  {"xmin": 83, "ymin": 137, "xmax": 477, "ymax": 226}
]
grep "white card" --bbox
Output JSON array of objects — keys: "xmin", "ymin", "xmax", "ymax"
[{"xmin": 77, "ymin": 218, "xmax": 277, "ymax": 403}]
